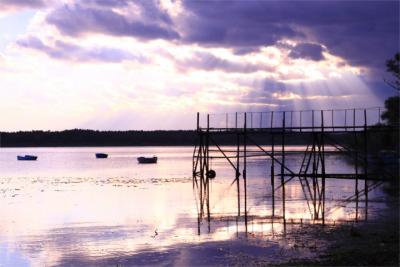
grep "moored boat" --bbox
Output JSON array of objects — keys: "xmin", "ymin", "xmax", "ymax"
[
  {"xmin": 137, "ymin": 156, "xmax": 157, "ymax": 164},
  {"xmin": 17, "ymin": 155, "xmax": 37, "ymax": 161},
  {"xmin": 95, "ymin": 153, "xmax": 108, "ymax": 159}
]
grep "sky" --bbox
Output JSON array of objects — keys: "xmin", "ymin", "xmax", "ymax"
[{"xmin": 0, "ymin": 0, "xmax": 398, "ymax": 131}]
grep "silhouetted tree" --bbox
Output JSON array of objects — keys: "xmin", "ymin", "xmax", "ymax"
[
  {"xmin": 381, "ymin": 53, "xmax": 399, "ymax": 125},
  {"xmin": 385, "ymin": 52, "xmax": 400, "ymax": 91},
  {"xmin": 381, "ymin": 96, "xmax": 399, "ymax": 125}
]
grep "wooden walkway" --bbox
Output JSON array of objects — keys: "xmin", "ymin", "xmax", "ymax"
[{"xmin": 193, "ymin": 107, "xmax": 398, "ymax": 233}]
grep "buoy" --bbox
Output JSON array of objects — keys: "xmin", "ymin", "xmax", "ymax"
[{"xmin": 207, "ymin": 169, "xmax": 216, "ymax": 179}]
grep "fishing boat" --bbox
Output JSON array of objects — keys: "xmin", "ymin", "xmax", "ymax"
[
  {"xmin": 17, "ymin": 155, "xmax": 37, "ymax": 161},
  {"xmin": 137, "ymin": 156, "xmax": 157, "ymax": 164},
  {"xmin": 95, "ymin": 153, "xmax": 108, "ymax": 159}
]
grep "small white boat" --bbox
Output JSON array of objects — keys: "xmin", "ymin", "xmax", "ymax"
[
  {"xmin": 137, "ymin": 156, "xmax": 157, "ymax": 164},
  {"xmin": 17, "ymin": 155, "xmax": 37, "ymax": 161}
]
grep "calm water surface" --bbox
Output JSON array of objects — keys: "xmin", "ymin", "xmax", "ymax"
[{"xmin": 0, "ymin": 146, "xmax": 386, "ymax": 266}]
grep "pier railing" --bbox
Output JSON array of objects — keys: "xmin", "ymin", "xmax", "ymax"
[
  {"xmin": 193, "ymin": 106, "xmax": 398, "ymax": 233},
  {"xmin": 197, "ymin": 107, "xmax": 385, "ymax": 132}
]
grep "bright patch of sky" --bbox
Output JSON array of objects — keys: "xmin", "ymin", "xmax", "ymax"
[
  {"xmin": 0, "ymin": 1, "xmax": 397, "ymax": 131},
  {"xmin": 0, "ymin": 11, "xmax": 35, "ymax": 52}
]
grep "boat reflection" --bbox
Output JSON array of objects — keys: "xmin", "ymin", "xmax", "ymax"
[{"xmin": 0, "ymin": 147, "xmax": 387, "ymax": 266}]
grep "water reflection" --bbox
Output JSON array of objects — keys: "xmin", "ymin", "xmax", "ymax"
[{"xmin": 0, "ymin": 146, "xmax": 387, "ymax": 266}]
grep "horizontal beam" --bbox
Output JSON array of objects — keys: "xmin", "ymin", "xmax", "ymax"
[
  {"xmin": 282, "ymin": 173, "xmax": 388, "ymax": 180},
  {"xmin": 198, "ymin": 126, "xmax": 397, "ymax": 134}
]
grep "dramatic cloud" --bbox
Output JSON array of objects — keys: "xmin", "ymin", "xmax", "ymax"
[
  {"xmin": 0, "ymin": 0, "xmax": 49, "ymax": 15},
  {"xmin": 46, "ymin": 1, "xmax": 179, "ymax": 40},
  {"xmin": 0, "ymin": 0, "xmax": 45, "ymax": 8},
  {"xmin": 180, "ymin": 51, "xmax": 274, "ymax": 74},
  {"xmin": 181, "ymin": 1, "xmax": 300, "ymax": 47},
  {"xmin": 289, "ymin": 43, "xmax": 324, "ymax": 61},
  {"xmin": 182, "ymin": 1, "xmax": 399, "ymax": 73},
  {"xmin": 17, "ymin": 36, "xmax": 143, "ymax": 63},
  {"xmin": 0, "ymin": 0, "xmax": 397, "ymax": 130},
  {"xmin": 23, "ymin": 0, "xmax": 399, "ymax": 75}
]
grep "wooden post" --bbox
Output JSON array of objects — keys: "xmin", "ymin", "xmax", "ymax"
[
  {"xmin": 271, "ymin": 111, "xmax": 274, "ymax": 128},
  {"xmin": 321, "ymin": 110, "xmax": 326, "ymax": 225},
  {"xmin": 235, "ymin": 112, "xmax": 238, "ymax": 129},
  {"xmin": 236, "ymin": 126, "xmax": 241, "ymax": 217},
  {"xmin": 271, "ymin": 134, "xmax": 275, "ymax": 217},
  {"xmin": 206, "ymin": 114, "xmax": 211, "ymax": 229},
  {"xmin": 244, "ymin": 112, "xmax": 248, "ymax": 233},
  {"xmin": 300, "ymin": 111, "xmax": 303, "ymax": 132},
  {"xmin": 197, "ymin": 112, "xmax": 200, "ymax": 131},
  {"xmin": 290, "ymin": 111, "xmax": 293, "ymax": 128},
  {"xmin": 271, "ymin": 111, "xmax": 275, "ymax": 217},
  {"xmin": 281, "ymin": 111, "xmax": 286, "ymax": 220},
  {"xmin": 378, "ymin": 107, "xmax": 381, "ymax": 124},
  {"xmin": 364, "ymin": 109, "xmax": 368, "ymax": 220},
  {"xmin": 354, "ymin": 108, "xmax": 359, "ymax": 222},
  {"xmin": 199, "ymin": 133, "xmax": 204, "ymax": 217},
  {"xmin": 312, "ymin": 110, "xmax": 315, "ymax": 132}
]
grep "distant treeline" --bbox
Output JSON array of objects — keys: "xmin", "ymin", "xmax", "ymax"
[
  {"xmin": 0, "ymin": 128, "xmax": 395, "ymax": 148},
  {"xmin": 0, "ymin": 130, "xmax": 198, "ymax": 147},
  {"xmin": 0, "ymin": 129, "xmax": 318, "ymax": 147}
]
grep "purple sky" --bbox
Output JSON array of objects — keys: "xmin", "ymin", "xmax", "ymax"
[{"xmin": 0, "ymin": 0, "xmax": 398, "ymax": 130}]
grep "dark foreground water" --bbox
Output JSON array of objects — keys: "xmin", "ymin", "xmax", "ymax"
[{"xmin": 0, "ymin": 146, "xmax": 387, "ymax": 266}]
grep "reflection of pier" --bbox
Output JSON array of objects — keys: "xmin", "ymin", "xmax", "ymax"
[{"xmin": 192, "ymin": 107, "xmax": 397, "ymax": 233}]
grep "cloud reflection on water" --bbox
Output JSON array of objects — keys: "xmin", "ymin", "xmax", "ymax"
[{"xmin": 0, "ymin": 146, "xmax": 387, "ymax": 266}]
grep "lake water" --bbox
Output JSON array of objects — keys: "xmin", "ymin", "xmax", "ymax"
[{"xmin": 0, "ymin": 146, "xmax": 387, "ymax": 266}]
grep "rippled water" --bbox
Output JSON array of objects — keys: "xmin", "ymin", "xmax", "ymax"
[{"xmin": 0, "ymin": 146, "xmax": 387, "ymax": 266}]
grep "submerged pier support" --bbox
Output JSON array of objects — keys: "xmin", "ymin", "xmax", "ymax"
[{"xmin": 193, "ymin": 107, "xmax": 394, "ymax": 234}]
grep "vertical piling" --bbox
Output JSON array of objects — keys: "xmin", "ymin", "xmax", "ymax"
[
  {"xmin": 271, "ymin": 112, "xmax": 275, "ymax": 217},
  {"xmin": 321, "ymin": 110, "xmax": 326, "ymax": 225},
  {"xmin": 290, "ymin": 111, "xmax": 293, "ymax": 128},
  {"xmin": 281, "ymin": 112, "xmax": 286, "ymax": 220},
  {"xmin": 312, "ymin": 110, "xmax": 315, "ymax": 132},
  {"xmin": 364, "ymin": 109, "xmax": 368, "ymax": 220},
  {"xmin": 236, "ymin": 123, "xmax": 241, "ymax": 218},
  {"xmin": 244, "ymin": 113, "xmax": 248, "ymax": 233},
  {"xmin": 206, "ymin": 114, "xmax": 211, "ymax": 230},
  {"xmin": 354, "ymin": 109, "xmax": 359, "ymax": 222},
  {"xmin": 300, "ymin": 111, "xmax": 303, "ymax": 132},
  {"xmin": 199, "ymin": 133, "xmax": 204, "ymax": 218},
  {"xmin": 235, "ymin": 112, "xmax": 238, "ymax": 129},
  {"xmin": 197, "ymin": 112, "xmax": 200, "ymax": 131}
]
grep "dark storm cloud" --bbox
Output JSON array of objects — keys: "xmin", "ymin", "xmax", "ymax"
[
  {"xmin": 32, "ymin": 0, "xmax": 398, "ymax": 75},
  {"xmin": 182, "ymin": 1, "xmax": 399, "ymax": 72},
  {"xmin": 181, "ymin": 1, "xmax": 301, "ymax": 47},
  {"xmin": 17, "ymin": 36, "xmax": 144, "ymax": 63},
  {"xmin": 46, "ymin": 1, "xmax": 179, "ymax": 40},
  {"xmin": 180, "ymin": 51, "xmax": 274, "ymax": 74},
  {"xmin": 289, "ymin": 43, "xmax": 325, "ymax": 61}
]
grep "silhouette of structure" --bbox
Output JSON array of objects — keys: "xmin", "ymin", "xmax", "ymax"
[{"xmin": 192, "ymin": 107, "xmax": 397, "ymax": 233}]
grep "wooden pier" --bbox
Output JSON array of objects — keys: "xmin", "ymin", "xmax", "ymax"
[{"xmin": 192, "ymin": 107, "xmax": 398, "ymax": 233}]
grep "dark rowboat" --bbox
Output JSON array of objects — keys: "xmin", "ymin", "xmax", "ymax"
[
  {"xmin": 17, "ymin": 155, "xmax": 37, "ymax": 161},
  {"xmin": 137, "ymin": 156, "xmax": 157, "ymax": 164},
  {"xmin": 95, "ymin": 153, "xmax": 108, "ymax": 159}
]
